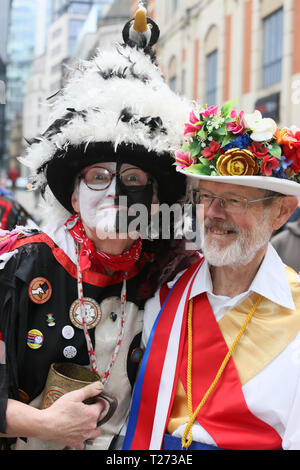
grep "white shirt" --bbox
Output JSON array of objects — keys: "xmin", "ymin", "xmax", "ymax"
[
  {"xmin": 143, "ymin": 244, "xmax": 300, "ymax": 450},
  {"xmin": 43, "ymin": 218, "xmax": 77, "ymax": 263}
]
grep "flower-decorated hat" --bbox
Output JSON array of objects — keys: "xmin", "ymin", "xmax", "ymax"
[
  {"xmin": 20, "ymin": 4, "xmax": 193, "ymax": 215},
  {"xmin": 175, "ymin": 99, "xmax": 300, "ymax": 196}
]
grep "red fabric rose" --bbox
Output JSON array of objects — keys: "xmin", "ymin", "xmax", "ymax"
[
  {"xmin": 248, "ymin": 142, "xmax": 269, "ymax": 159},
  {"xmin": 282, "ymin": 130, "xmax": 300, "ymax": 174},
  {"xmin": 261, "ymin": 155, "xmax": 279, "ymax": 176},
  {"xmin": 202, "ymin": 140, "xmax": 221, "ymax": 160}
]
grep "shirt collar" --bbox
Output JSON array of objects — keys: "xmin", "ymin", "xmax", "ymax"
[{"xmin": 188, "ymin": 243, "xmax": 296, "ymax": 311}]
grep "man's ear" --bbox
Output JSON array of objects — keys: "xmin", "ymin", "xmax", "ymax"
[
  {"xmin": 271, "ymin": 196, "xmax": 298, "ymax": 231},
  {"xmin": 71, "ymin": 190, "xmax": 80, "ymax": 213}
]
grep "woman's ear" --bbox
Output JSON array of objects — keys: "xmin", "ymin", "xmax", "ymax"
[{"xmin": 271, "ymin": 196, "xmax": 299, "ymax": 231}]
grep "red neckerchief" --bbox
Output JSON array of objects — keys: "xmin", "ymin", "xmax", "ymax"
[{"xmin": 65, "ymin": 214, "xmax": 143, "ymax": 274}]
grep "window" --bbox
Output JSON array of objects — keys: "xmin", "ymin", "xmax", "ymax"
[
  {"xmin": 68, "ymin": 18, "xmax": 85, "ymax": 54},
  {"xmin": 181, "ymin": 69, "xmax": 186, "ymax": 95},
  {"xmin": 69, "ymin": 2, "xmax": 91, "ymax": 15},
  {"xmin": 165, "ymin": 0, "xmax": 178, "ymax": 22},
  {"xmin": 262, "ymin": 8, "xmax": 283, "ymax": 88},
  {"xmin": 169, "ymin": 76, "xmax": 177, "ymax": 92},
  {"xmin": 168, "ymin": 56, "xmax": 177, "ymax": 92},
  {"xmin": 206, "ymin": 50, "xmax": 218, "ymax": 106}
]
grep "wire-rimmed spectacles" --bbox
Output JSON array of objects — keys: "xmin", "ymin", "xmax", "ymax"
[{"xmin": 191, "ymin": 189, "xmax": 280, "ymax": 214}]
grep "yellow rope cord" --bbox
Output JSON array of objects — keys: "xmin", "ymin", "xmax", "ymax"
[{"xmin": 181, "ymin": 294, "xmax": 263, "ymax": 449}]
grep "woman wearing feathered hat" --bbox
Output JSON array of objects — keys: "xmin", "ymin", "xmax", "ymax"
[
  {"xmin": 123, "ymin": 100, "xmax": 300, "ymax": 450},
  {"xmin": 0, "ymin": 6, "xmax": 198, "ymax": 450}
]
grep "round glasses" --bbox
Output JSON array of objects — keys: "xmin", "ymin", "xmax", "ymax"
[
  {"xmin": 191, "ymin": 189, "xmax": 279, "ymax": 214},
  {"xmin": 81, "ymin": 166, "xmax": 152, "ymax": 191}
]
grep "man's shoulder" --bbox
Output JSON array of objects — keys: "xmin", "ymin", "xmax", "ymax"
[{"xmin": 145, "ymin": 256, "xmax": 204, "ymax": 308}]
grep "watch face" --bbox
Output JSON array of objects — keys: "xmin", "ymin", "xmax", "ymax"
[{"xmin": 69, "ymin": 298, "xmax": 102, "ymax": 330}]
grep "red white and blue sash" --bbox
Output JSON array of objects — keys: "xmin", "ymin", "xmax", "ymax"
[
  {"xmin": 123, "ymin": 260, "xmax": 203, "ymax": 449},
  {"xmin": 123, "ymin": 259, "xmax": 282, "ymax": 450}
]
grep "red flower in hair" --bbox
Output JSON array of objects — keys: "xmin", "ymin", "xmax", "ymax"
[{"xmin": 261, "ymin": 154, "xmax": 279, "ymax": 176}]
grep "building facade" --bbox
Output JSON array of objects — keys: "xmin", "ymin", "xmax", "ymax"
[
  {"xmin": 22, "ymin": 0, "xmax": 114, "ymax": 147},
  {"xmin": 4, "ymin": 0, "xmax": 37, "ymax": 169},
  {"xmin": 130, "ymin": 0, "xmax": 300, "ymax": 127},
  {"xmin": 0, "ymin": 0, "xmax": 12, "ymax": 168}
]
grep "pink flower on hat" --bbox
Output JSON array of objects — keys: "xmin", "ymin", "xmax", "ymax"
[
  {"xmin": 226, "ymin": 110, "xmax": 245, "ymax": 135},
  {"xmin": 183, "ymin": 110, "xmax": 202, "ymax": 136},
  {"xmin": 175, "ymin": 149, "xmax": 195, "ymax": 171},
  {"xmin": 200, "ymin": 105, "xmax": 219, "ymax": 118}
]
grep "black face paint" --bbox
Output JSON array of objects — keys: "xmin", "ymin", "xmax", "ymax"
[{"xmin": 115, "ymin": 161, "xmax": 154, "ymax": 233}]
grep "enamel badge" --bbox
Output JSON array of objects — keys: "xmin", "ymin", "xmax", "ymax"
[
  {"xmin": 46, "ymin": 314, "xmax": 55, "ymax": 327},
  {"xmin": 69, "ymin": 298, "xmax": 101, "ymax": 330},
  {"xmin": 29, "ymin": 277, "xmax": 52, "ymax": 304},
  {"xmin": 26, "ymin": 329, "xmax": 44, "ymax": 349}
]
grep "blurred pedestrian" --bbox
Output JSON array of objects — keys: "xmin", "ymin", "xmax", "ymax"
[
  {"xmin": 0, "ymin": 191, "xmax": 38, "ymax": 230},
  {"xmin": 271, "ymin": 199, "xmax": 300, "ymax": 272},
  {"xmin": 7, "ymin": 167, "xmax": 19, "ymax": 191}
]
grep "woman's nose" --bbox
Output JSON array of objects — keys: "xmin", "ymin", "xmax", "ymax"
[{"xmin": 105, "ymin": 176, "xmax": 117, "ymax": 198}]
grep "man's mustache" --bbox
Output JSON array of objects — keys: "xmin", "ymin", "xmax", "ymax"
[{"xmin": 204, "ymin": 219, "xmax": 241, "ymax": 235}]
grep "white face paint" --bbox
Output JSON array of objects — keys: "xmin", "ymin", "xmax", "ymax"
[{"xmin": 78, "ymin": 162, "xmax": 121, "ymax": 238}]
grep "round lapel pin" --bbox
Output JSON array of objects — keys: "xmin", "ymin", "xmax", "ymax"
[
  {"xmin": 63, "ymin": 345, "xmax": 77, "ymax": 359},
  {"xmin": 69, "ymin": 298, "xmax": 101, "ymax": 330},
  {"xmin": 62, "ymin": 325, "xmax": 75, "ymax": 340},
  {"xmin": 27, "ymin": 329, "xmax": 44, "ymax": 350},
  {"xmin": 29, "ymin": 277, "xmax": 52, "ymax": 304}
]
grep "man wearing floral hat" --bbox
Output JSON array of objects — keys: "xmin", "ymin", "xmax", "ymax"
[{"xmin": 123, "ymin": 101, "xmax": 300, "ymax": 451}]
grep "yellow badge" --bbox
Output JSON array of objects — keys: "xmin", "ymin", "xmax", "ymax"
[{"xmin": 26, "ymin": 329, "xmax": 44, "ymax": 349}]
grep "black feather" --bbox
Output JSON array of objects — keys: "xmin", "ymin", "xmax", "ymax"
[
  {"xmin": 42, "ymin": 109, "xmax": 87, "ymax": 139},
  {"xmin": 118, "ymin": 108, "xmax": 167, "ymax": 136}
]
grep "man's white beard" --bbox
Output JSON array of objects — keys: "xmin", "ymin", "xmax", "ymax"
[{"xmin": 201, "ymin": 212, "xmax": 272, "ymax": 267}]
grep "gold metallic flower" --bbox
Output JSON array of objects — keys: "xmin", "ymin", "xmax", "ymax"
[{"xmin": 216, "ymin": 148, "xmax": 259, "ymax": 176}]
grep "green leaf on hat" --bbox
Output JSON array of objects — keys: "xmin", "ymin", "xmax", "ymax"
[
  {"xmin": 212, "ymin": 124, "xmax": 227, "ymax": 137},
  {"xmin": 199, "ymin": 156, "xmax": 211, "ymax": 166},
  {"xmin": 185, "ymin": 163, "xmax": 212, "ymax": 175},
  {"xmin": 221, "ymin": 133, "xmax": 233, "ymax": 147},
  {"xmin": 189, "ymin": 141, "xmax": 202, "ymax": 157},
  {"xmin": 268, "ymin": 143, "xmax": 282, "ymax": 159},
  {"xmin": 197, "ymin": 128, "xmax": 207, "ymax": 140},
  {"xmin": 182, "ymin": 142, "xmax": 190, "ymax": 152},
  {"xmin": 221, "ymin": 98, "xmax": 238, "ymax": 118}
]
